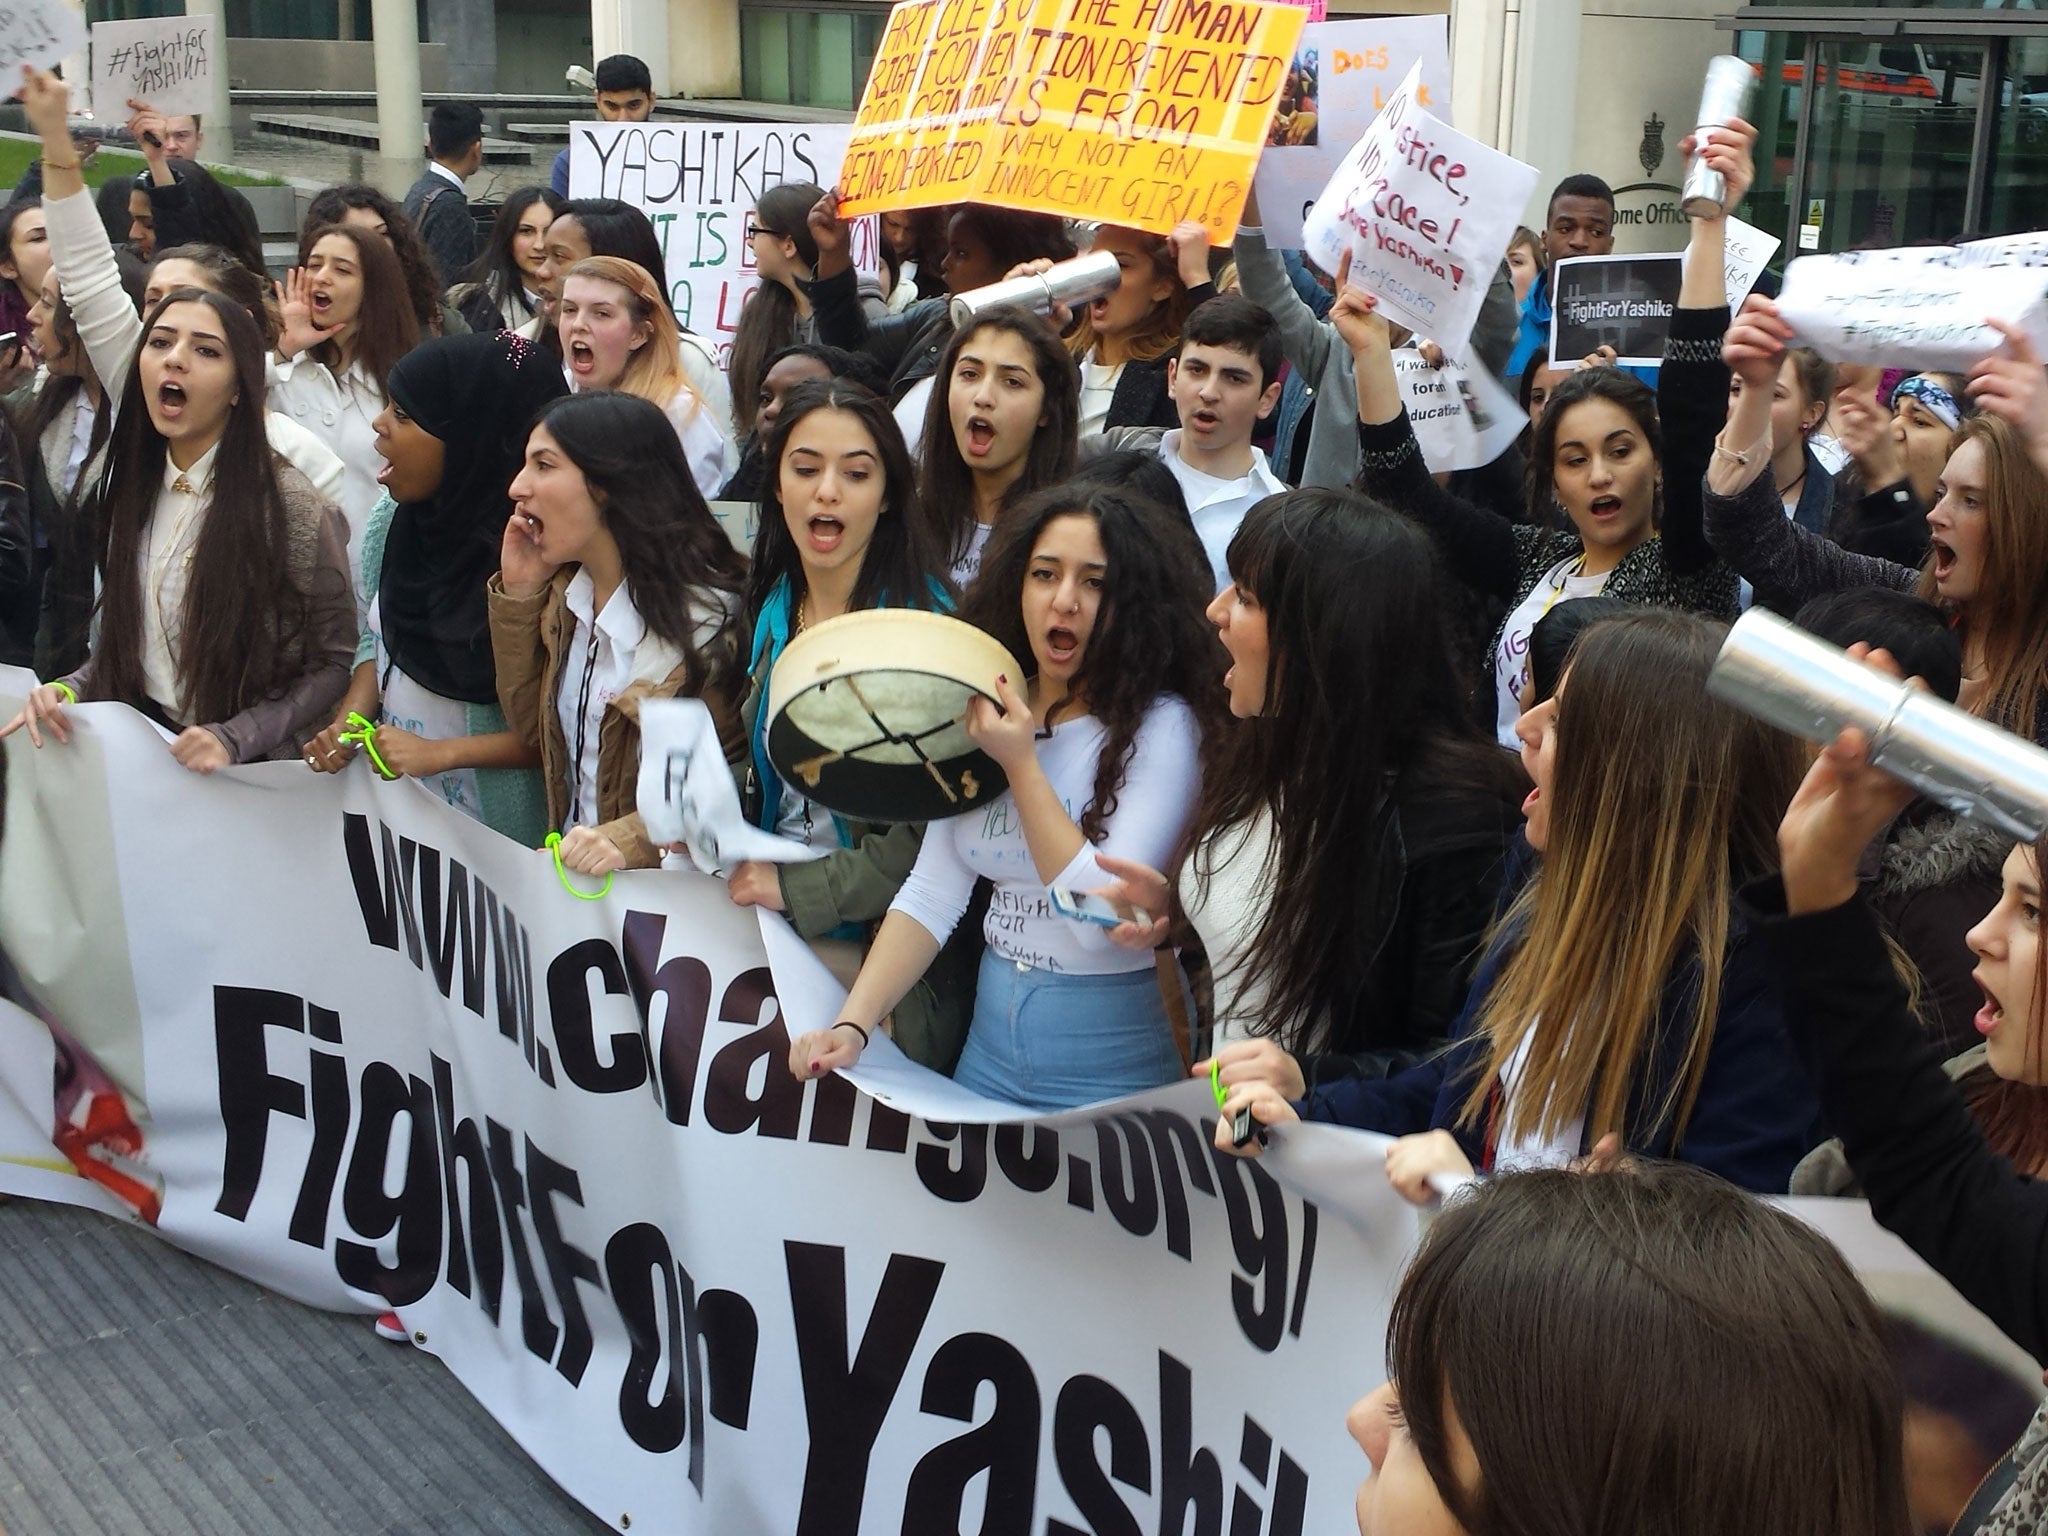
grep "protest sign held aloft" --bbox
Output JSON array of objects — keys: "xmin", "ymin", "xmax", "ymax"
[
  {"xmin": 91, "ymin": 13, "xmax": 215, "ymax": 123},
  {"xmin": 837, "ymin": 0, "xmax": 1307, "ymax": 239},
  {"xmin": 569, "ymin": 120, "xmax": 882, "ymax": 370},
  {"xmin": 0, "ymin": 0, "xmax": 85, "ymax": 82},
  {"xmin": 1776, "ymin": 245, "xmax": 2048, "ymax": 370},
  {"xmin": 1393, "ymin": 346, "xmax": 1524, "ymax": 473},
  {"xmin": 1250, "ymin": 15, "xmax": 1450, "ymax": 249},
  {"xmin": 1548, "ymin": 253, "xmax": 1682, "ymax": 368},
  {"xmin": 1302, "ymin": 61, "xmax": 1537, "ymax": 361}
]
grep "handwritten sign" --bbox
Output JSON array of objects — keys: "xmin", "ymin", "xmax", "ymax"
[
  {"xmin": 636, "ymin": 698, "xmax": 826, "ymax": 872},
  {"xmin": 837, "ymin": 0, "xmax": 1307, "ymax": 240},
  {"xmin": 567, "ymin": 120, "xmax": 882, "ymax": 371},
  {"xmin": 90, "ymin": 14, "xmax": 214, "ymax": 123},
  {"xmin": 1250, "ymin": 15, "xmax": 1449, "ymax": 248},
  {"xmin": 1718, "ymin": 214, "xmax": 1780, "ymax": 310},
  {"xmin": 1777, "ymin": 247, "xmax": 2048, "ymax": 370},
  {"xmin": 1548, "ymin": 254, "xmax": 1681, "ymax": 368},
  {"xmin": 1303, "ymin": 60, "xmax": 1536, "ymax": 360},
  {"xmin": 1392, "ymin": 345, "xmax": 1523, "ymax": 473},
  {"xmin": 0, "ymin": 1, "xmax": 86, "ymax": 80}
]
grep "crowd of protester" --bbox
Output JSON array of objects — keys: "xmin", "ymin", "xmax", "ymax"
[{"xmin": 3, "ymin": 50, "xmax": 2048, "ymax": 1536}]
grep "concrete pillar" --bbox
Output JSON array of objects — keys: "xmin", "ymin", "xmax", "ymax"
[
  {"xmin": 1504, "ymin": 0, "xmax": 1582, "ymax": 225},
  {"xmin": 591, "ymin": 0, "xmax": 671, "ymax": 95},
  {"xmin": 669, "ymin": 0, "xmax": 740, "ymax": 99},
  {"xmin": 183, "ymin": 0, "xmax": 234, "ymax": 159},
  {"xmin": 370, "ymin": 0, "xmax": 423, "ymax": 175},
  {"xmin": 427, "ymin": 0, "xmax": 497, "ymax": 94}
]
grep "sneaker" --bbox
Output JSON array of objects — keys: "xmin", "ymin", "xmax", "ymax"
[{"xmin": 373, "ymin": 1311, "xmax": 409, "ymax": 1343}]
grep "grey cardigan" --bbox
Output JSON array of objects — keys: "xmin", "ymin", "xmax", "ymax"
[{"xmin": 1232, "ymin": 225, "xmax": 1520, "ymax": 490}]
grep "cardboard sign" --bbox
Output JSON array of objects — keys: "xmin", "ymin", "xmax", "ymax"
[
  {"xmin": 1392, "ymin": 345, "xmax": 1524, "ymax": 473},
  {"xmin": 1548, "ymin": 253, "xmax": 1682, "ymax": 368},
  {"xmin": 0, "ymin": 0, "xmax": 85, "ymax": 80},
  {"xmin": 567, "ymin": 120, "xmax": 882, "ymax": 371},
  {"xmin": 90, "ymin": 13, "xmax": 215, "ymax": 123},
  {"xmin": 837, "ymin": 0, "xmax": 1308, "ymax": 240},
  {"xmin": 1776, "ymin": 246, "xmax": 2048, "ymax": 370},
  {"xmin": 1302, "ymin": 61, "xmax": 1537, "ymax": 361},
  {"xmin": 1250, "ymin": 15, "xmax": 1450, "ymax": 249}
]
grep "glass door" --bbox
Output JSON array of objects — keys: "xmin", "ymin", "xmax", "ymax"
[
  {"xmin": 1796, "ymin": 37, "xmax": 1983, "ymax": 253},
  {"xmin": 1980, "ymin": 36, "xmax": 2048, "ymax": 237}
]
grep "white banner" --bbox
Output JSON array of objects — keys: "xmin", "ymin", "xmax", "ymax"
[
  {"xmin": 0, "ymin": 681, "xmax": 1415, "ymax": 1536},
  {"xmin": 90, "ymin": 13, "xmax": 215, "ymax": 123},
  {"xmin": 1776, "ymin": 246, "xmax": 2048, "ymax": 370},
  {"xmin": 1303, "ymin": 62, "xmax": 1537, "ymax": 361},
  {"xmin": 567, "ymin": 120, "xmax": 883, "ymax": 371},
  {"xmin": 1392, "ymin": 345, "xmax": 1523, "ymax": 473},
  {"xmin": 0, "ymin": 0, "xmax": 85, "ymax": 82},
  {"xmin": 1250, "ymin": 16, "xmax": 1451, "ymax": 250}
]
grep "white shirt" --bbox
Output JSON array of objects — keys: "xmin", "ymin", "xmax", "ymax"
[
  {"xmin": 268, "ymin": 352, "xmax": 384, "ymax": 591},
  {"xmin": 951, "ymin": 521, "xmax": 995, "ymax": 589},
  {"xmin": 428, "ymin": 160, "xmax": 465, "ymax": 191},
  {"xmin": 1491, "ymin": 1022, "xmax": 1587, "ymax": 1174},
  {"xmin": 1179, "ymin": 809, "xmax": 1278, "ymax": 1050},
  {"xmin": 554, "ymin": 571, "xmax": 732, "ymax": 828},
  {"xmin": 893, "ymin": 374, "xmax": 935, "ymax": 459},
  {"xmin": 1078, "ymin": 355, "xmax": 1121, "ymax": 438},
  {"xmin": 138, "ymin": 441, "xmax": 220, "ymax": 718},
  {"xmin": 1493, "ymin": 555, "xmax": 1609, "ymax": 748},
  {"xmin": 891, "ymin": 696, "xmax": 1203, "ymax": 975},
  {"xmin": 62, "ymin": 391, "xmax": 97, "ymax": 497},
  {"xmin": 1159, "ymin": 430, "xmax": 1290, "ymax": 594},
  {"xmin": 665, "ymin": 391, "xmax": 735, "ymax": 501}
]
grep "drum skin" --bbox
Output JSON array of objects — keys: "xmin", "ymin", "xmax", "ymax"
[{"xmin": 765, "ymin": 611, "xmax": 1025, "ymax": 823}]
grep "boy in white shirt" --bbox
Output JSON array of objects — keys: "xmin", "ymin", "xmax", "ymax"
[{"xmin": 1085, "ymin": 295, "xmax": 1288, "ymax": 592}]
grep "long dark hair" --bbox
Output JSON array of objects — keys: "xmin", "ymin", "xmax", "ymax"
[
  {"xmin": 458, "ymin": 185, "xmax": 562, "ymax": 313},
  {"xmin": 532, "ymin": 392, "xmax": 747, "ymax": 679},
  {"xmin": 151, "ymin": 160, "xmax": 265, "ymax": 277},
  {"xmin": 1527, "ymin": 366, "xmax": 1664, "ymax": 523},
  {"xmin": 303, "ymin": 184, "xmax": 445, "ymax": 336},
  {"xmin": 728, "ymin": 181, "xmax": 823, "ymax": 438},
  {"xmin": 1186, "ymin": 489, "xmax": 1514, "ymax": 1051},
  {"xmin": 960, "ymin": 481, "xmax": 1228, "ymax": 842},
  {"xmin": 553, "ymin": 199, "xmax": 667, "ymax": 288},
  {"xmin": 1390, "ymin": 1164, "xmax": 1912, "ymax": 1536},
  {"xmin": 297, "ymin": 222, "xmax": 419, "ymax": 396},
  {"xmin": 748, "ymin": 378, "xmax": 948, "ymax": 624},
  {"xmin": 0, "ymin": 198, "xmax": 41, "ymax": 301},
  {"xmin": 88, "ymin": 289, "xmax": 324, "ymax": 726},
  {"xmin": 918, "ymin": 306, "xmax": 1079, "ymax": 565},
  {"xmin": 150, "ymin": 241, "xmax": 281, "ymax": 346}
]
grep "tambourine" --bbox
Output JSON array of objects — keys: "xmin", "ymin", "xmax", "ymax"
[{"xmin": 765, "ymin": 610, "xmax": 1022, "ymax": 823}]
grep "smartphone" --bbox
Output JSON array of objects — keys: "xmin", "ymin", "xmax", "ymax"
[{"xmin": 1048, "ymin": 888, "xmax": 1148, "ymax": 928}]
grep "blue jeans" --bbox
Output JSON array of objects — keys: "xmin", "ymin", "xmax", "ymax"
[{"xmin": 950, "ymin": 950, "xmax": 1184, "ymax": 1112}]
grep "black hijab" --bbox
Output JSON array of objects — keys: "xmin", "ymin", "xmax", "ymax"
[{"xmin": 378, "ymin": 331, "xmax": 568, "ymax": 704}]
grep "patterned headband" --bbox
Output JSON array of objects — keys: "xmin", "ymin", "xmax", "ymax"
[{"xmin": 1892, "ymin": 374, "xmax": 1963, "ymax": 431}]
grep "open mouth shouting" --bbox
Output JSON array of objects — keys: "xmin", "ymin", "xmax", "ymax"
[
  {"xmin": 1187, "ymin": 407, "xmax": 1220, "ymax": 434},
  {"xmin": 1930, "ymin": 536, "xmax": 1957, "ymax": 585},
  {"xmin": 1043, "ymin": 623, "xmax": 1081, "ymax": 669},
  {"xmin": 1585, "ymin": 493, "xmax": 1624, "ymax": 523},
  {"xmin": 568, "ymin": 339, "xmax": 597, "ymax": 377},
  {"xmin": 155, "ymin": 378, "xmax": 188, "ymax": 422},
  {"xmin": 1975, "ymin": 974, "xmax": 2005, "ymax": 1038},
  {"xmin": 806, "ymin": 513, "xmax": 847, "ymax": 555},
  {"xmin": 962, "ymin": 414, "xmax": 997, "ymax": 458}
]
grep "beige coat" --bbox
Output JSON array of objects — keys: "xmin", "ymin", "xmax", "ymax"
[{"xmin": 487, "ymin": 569, "xmax": 746, "ymax": 868}]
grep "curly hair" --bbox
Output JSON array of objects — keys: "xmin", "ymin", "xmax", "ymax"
[
  {"xmin": 959, "ymin": 481, "xmax": 1228, "ymax": 841},
  {"xmin": 303, "ymin": 183, "xmax": 447, "ymax": 336}
]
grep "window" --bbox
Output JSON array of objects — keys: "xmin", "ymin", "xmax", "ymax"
[{"xmin": 741, "ymin": 5, "xmax": 888, "ymax": 110}]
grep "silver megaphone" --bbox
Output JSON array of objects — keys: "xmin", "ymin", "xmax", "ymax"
[
  {"xmin": 947, "ymin": 249, "xmax": 1122, "ymax": 328},
  {"xmin": 1708, "ymin": 608, "xmax": 2048, "ymax": 843}
]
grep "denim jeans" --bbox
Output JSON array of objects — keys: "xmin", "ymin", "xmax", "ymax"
[{"xmin": 950, "ymin": 949, "xmax": 1184, "ymax": 1112}]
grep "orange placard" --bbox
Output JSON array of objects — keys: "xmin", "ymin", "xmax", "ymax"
[{"xmin": 838, "ymin": 0, "xmax": 1305, "ymax": 240}]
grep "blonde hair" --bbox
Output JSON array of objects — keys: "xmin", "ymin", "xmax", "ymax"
[
  {"xmin": 1064, "ymin": 227, "xmax": 1191, "ymax": 366},
  {"xmin": 1460, "ymin": 611, "xmax": 1804, "ymax": 1149},
  {"xmin": 563, "ymin": 255, "xmax": 705, "ymax": 423}
]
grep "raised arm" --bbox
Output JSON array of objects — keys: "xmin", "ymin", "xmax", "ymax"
[{"xmin": 1336, "ymin": 274, "xmax": 1523, "ymax": 602}]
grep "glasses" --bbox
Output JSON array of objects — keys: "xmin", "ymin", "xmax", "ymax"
[{"xmin": 747, "ymin": 222, "xmax": 784, "ymax": 242}]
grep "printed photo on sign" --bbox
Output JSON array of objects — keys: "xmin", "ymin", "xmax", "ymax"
[
  {"xmin": 1251, "ymin": 16, "xmax": 1451, "ymax": 249},
  {"xmin": 567, "ymin": 120, "xmax": 880, "ymax": 371},
  {"xmin": 91, "ymin": 14, "xmax": 216, "ymax": 123},
  {"xmin": 1547, "ymin": 253, "xmax": 1682, "ymax": 368},
  {"xmin": 1267, "ymin": 47, "xmax": 1320, "ymax": 146}
]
